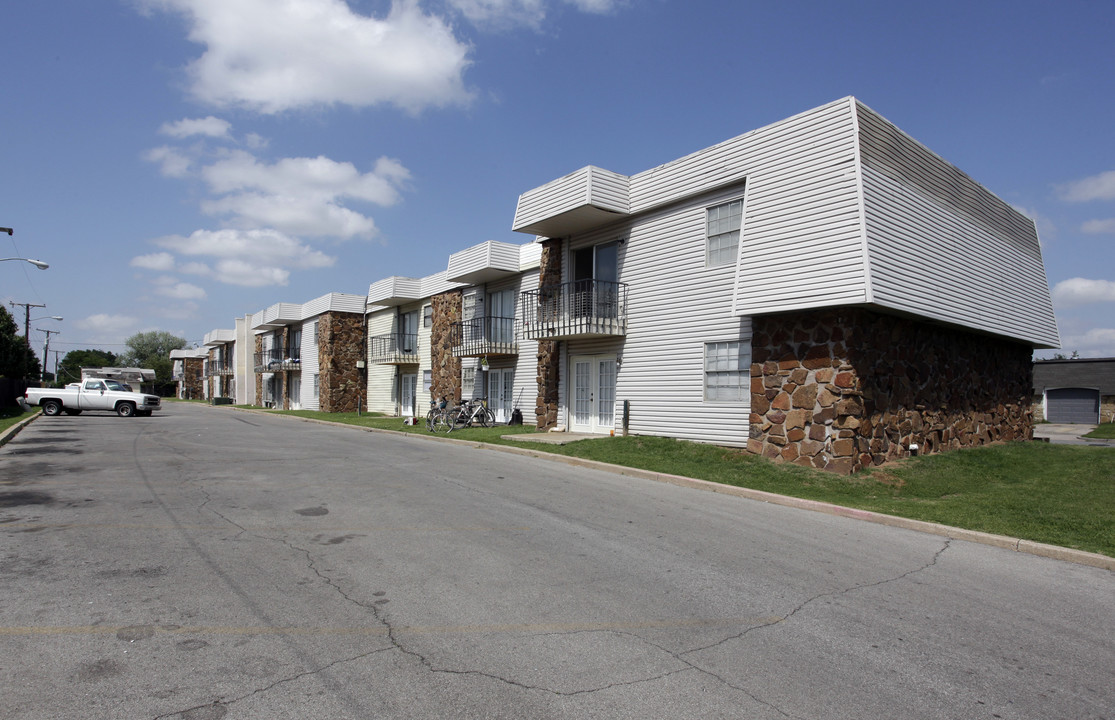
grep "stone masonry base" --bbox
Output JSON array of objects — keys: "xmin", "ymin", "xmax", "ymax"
[{"xmin": 748, "ymin": 308, "xmax": 1034, "ymax": 474}]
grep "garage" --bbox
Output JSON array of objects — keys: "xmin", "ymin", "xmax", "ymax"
[{"xmin": 1045, "ymin": 387, "xmax": 1100, "ymax": 424}]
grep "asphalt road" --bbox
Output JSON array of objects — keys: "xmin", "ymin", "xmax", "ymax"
[{"xmin": 1, "ymin": 403, "xmax": 1112, "ymax": 720}]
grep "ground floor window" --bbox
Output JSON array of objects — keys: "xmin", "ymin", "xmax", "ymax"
[{"xmin": 705, "ymin": 341, "xmax": 746, "ymax": 401}]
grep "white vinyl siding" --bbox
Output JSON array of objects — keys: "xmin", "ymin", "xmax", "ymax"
[
  {"xmin": 366, "ymin": 310, "xmax": 397, "ymax": 414},
  {"xmin": 300, "ymin": 319, "xmax": 320, "ymax": 411},
  {"xmin": 513, "ymin": 166, "xmax": 630, "ymax": 237},
  {"xmin": 477, "ymin": 271, "xmax": 538, "ymax": 420},
  {"xmin": 560, "ymin": 185, "xmax": 752, "ymax": 446},
  {"xmin": 856, "ymin": 103, "xmax": 1060, "ymax": 348},
  {"xmin": 730, "ymin": 100, "xmax": 867, "ymax": 315}
]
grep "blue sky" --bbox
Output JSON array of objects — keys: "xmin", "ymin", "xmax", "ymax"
[{"xmin": 2, "ymin": 0, "xmax": 1113, "ymax": 366}]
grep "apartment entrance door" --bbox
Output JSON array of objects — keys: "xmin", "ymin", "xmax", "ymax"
[{"xmin": 569, "ymin": 354, "xmax": 616, "ymax": 434}]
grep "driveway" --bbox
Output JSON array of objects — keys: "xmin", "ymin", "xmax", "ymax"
[{"xmin": 1034, "ymin": 422, "xmax": 1115, "ymax": 446}]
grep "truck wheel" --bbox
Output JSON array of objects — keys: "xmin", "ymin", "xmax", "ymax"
[
  {"xmin": 42, "ymin": 400, "xmax": 63, "ymax": 416},
  {"xmin": 117, "ymin": 402, "xmax": 136, "ymax": 418},
  {"xmin": 64, "ymin": 409, "xmax": 83, "ymax": 416}
]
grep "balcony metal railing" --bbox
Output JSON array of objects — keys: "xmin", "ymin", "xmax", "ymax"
[
  {"xmin": 253, "ymin": 347, "xmax": 301, "ymax": 372},
  {"xmin": 205, "ymin": 360, "xmax": 235, "ymax": 376},
  {"xmin": 520, "ymin": 279, "xmax": 628, "ymax": 340},
  {"xmin": 369, "ymin": 333, "xmax": 419, "ymax": 364},
  {"xmin": 450, "ymin": 316, "xmax": 518, "ymax": 357}
]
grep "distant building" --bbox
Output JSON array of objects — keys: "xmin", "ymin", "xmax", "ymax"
[
  {"xmin": 80, "ymin": 367, "xmax": 156, "ymax": 393},
  {"xmin": 1033, "ymin": 358, "xmax": 1115, "ymax": 424}
]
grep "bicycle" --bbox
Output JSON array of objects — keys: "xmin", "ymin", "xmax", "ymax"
[
  {"xmin": 447, "ymin": 397, "xmax": 495, "ymax": 432},
  {"xmin": 426, "ymin": 398, "xmax": 451, "ymax": 433}
]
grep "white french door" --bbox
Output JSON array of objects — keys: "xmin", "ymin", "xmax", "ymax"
[
  {"xmin": 400, "ymin": 373, "xmax": 417, "ymax": 416},
  {"xmin": 289, "ymin": 374, "xmax": 302, "ymax": 410},
  {"xmin": 487, "ymin": 368, "xmax": 515, "ymax": 423},
  {"xmin": 570, "ymin": 354, "xmax": 616, "ymax": 434}
]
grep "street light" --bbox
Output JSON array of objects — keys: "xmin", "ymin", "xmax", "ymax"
[
  {"xmin": 31, "ymin": 316, "xmax": 63, "ymax": 322},
  {"xmin": 0, "ymin": 257, "xmax": 49, "ymax": 270}
]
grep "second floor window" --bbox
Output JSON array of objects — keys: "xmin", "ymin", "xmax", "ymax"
[{"xmin": 706, "ymin": 199, "xmax": 743, "ymax": 267}]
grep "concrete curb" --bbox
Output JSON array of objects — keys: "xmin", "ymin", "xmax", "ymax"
[
  {"xmin": 0, "ymin": 410, "xmax": 40, "ymax": 448},
  {"xmin": 225, "ymin": 406, "xmax": 1115, "ymax": 572}
]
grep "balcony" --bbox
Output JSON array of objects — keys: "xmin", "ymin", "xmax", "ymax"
[
  {"xmin": 205, "ymin": 360, "xmax": 235, "ymax": 376},
  {"xmin": 520, "ymin": 280, "xmax": 628, "ymax": 340},
  {"xmin": 370, "ymin": 334, "xmax": 419, "ymax": 364},
  {"xmin": 450, "ymin": 317, "xmax": 518, "ymax": 358},
  {"xmin": 254, "ymin": 347, "xmax": 301, "ymax": 372},
  {"xmin": 513, "ymin": 166, "xmax": 630, "ymax": 238}
]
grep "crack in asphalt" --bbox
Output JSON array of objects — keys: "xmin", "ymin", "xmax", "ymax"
[
  {"xmin": 684, "ymin": 539, "xmax": 953, "ymax": 658},
  {"xmin": 177, "ymin": 444, "xmax": 954, "ymax": 716}
]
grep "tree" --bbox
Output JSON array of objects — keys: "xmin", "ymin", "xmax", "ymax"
[
  {"xmin": 0, "ymin": 305, "xmax": 41, "ymax": 379},
  {"xmin": 119, "ymin": 330, "xmax": 188, "ymax": 393},
  {"xmin": 56, "ymin": 349, "xmax": 118, "ymax": 386}
]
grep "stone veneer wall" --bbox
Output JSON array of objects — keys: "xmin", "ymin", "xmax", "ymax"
[
  {"xmin": 535, "ymin": 238, "xmax": 562, "ymax": 429},
  {"xmin": 183, "ymin": 358, "xmax": 204, "ymax": 400},
  {"xmin": 208, "ymin": 348, "xmax": 217, "ymax": 399},
  {"xmin": 748, "ymin": 308, "xmax": 1034, "ymax": 474},
  {"xmin": 317, "ymin": 312, "xmax": 366, "ymax": 413},
  {"xmin": 429, "ymin": 290, "xmax": 462, "ymax": 405}
]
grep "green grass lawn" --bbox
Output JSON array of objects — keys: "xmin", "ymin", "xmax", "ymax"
[
  {"xmin": 0, "ymin": 405, "xmax": 37, "ymax": 437},
  {"xmin": 1084, "ymin": 423, "xmax": 1115, "ymax": 439},
  {"xmin": 237, "ymin": 407, "xmax": 1115, "ymax": 558}
]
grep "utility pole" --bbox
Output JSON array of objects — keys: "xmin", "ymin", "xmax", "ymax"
[
  {"xmin": 37, "ymin": 328, "xmax": 60, "ymax": 384},
  {"xmin": 9, "ymin": 301, "xmax": 46, "ymax": 346},
  {"xmin": 52, "ymin": 350, "xmax": 63, "ymax": 384}
]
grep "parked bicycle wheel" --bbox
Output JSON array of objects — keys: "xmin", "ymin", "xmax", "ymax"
[
  {"xmin": 447, "ymin": 406, "xmax": 469, "ymax": 433},
  {"xmin": 433, "ymin": 410, "xmax": 451, "ymax": 433},
  {"xmin": 477, "ymin": 407, "xmax": 496, "ymax": 427}
]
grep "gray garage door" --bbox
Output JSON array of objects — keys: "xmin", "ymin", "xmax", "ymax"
[{"xmin": 1046, "ymin": 388, "xmax": 1100, "ymax": 424}]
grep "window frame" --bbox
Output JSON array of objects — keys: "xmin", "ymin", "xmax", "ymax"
[
  {"xmin": 703, "ymin": 340, "xmax": 748, "ymax": 402},
  {"xmin": 705, "ymin": 198, "xmax": 744, "ymax": 268}
]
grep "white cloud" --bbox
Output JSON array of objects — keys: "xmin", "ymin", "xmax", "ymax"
[
  {"xmin": 448, "ymin": 0, "xmax": 546, "ymax": 27},
  {"xmin": 1051, "ymin": 277, "xmax": 1115, "ymax": 307},
  {"xmin": 1055, "ymin": 327, "xmax": 1115, "ymax": 358},
  {"xmin": 213, "ymin": 259, "xmax": 292, "ymax": 287},
  {"xmin": 145, "ymin": 146, "xmax": 193, "ymax": 178},
  {"xmin": 76, "ymin": 314, "xmax": 138, "ymax": 334},
  {"xmin": 150, "ymin": 228, "xmax": 335, "ymax": 287},
  {"xmin": 565, "ymin": 0, "xmax": 621, "ymax": 13},
  {"xmin": 179, "ymin": 261, "xmax": 212, "ymax": 275},
  {"xmin": 197, "ymin": 150, "xmax": 408, "ymax": 238},
  {"xmin": 1057, "ymin": 170, "xmax": 1115, "ymax": 202},
  {"xmin": 130, "ymin": 252, "xmax": 177, "ymax": 271},
  {"xmin": 445, "ymin": 0, "xmax": 621, "ymax": 28},
  {"xmin": 153, "ymin": 301, "xmax": 201, "ymax": 321},
  {"xmin": 141, "ymin": 0, "xmax": 473, "ymax": 114},
  {"xmin": 159, "ymin": 116, "xmax": 232, "ymax": 139},
  {"xmin": 153, "ymin": 277, "xmax": 208, "ymax": 300},
  {"xmin": 1082, "ymin": 218, "xmax": 1115, "ymax": 234}
]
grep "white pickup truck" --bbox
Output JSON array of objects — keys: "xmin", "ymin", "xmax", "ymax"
[{"xmin": 23, "ymin": 378, "xmax": 162, "ymax": 417}]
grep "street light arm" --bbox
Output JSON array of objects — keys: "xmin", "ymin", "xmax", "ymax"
[{"xmin": 0, "ymin": 257, "xmax": 49, "ymax": 269}]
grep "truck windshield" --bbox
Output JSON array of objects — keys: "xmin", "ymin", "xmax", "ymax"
[{"xmin": 104, "ymin": 380, "xmax": 127, "ymax": 391}]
